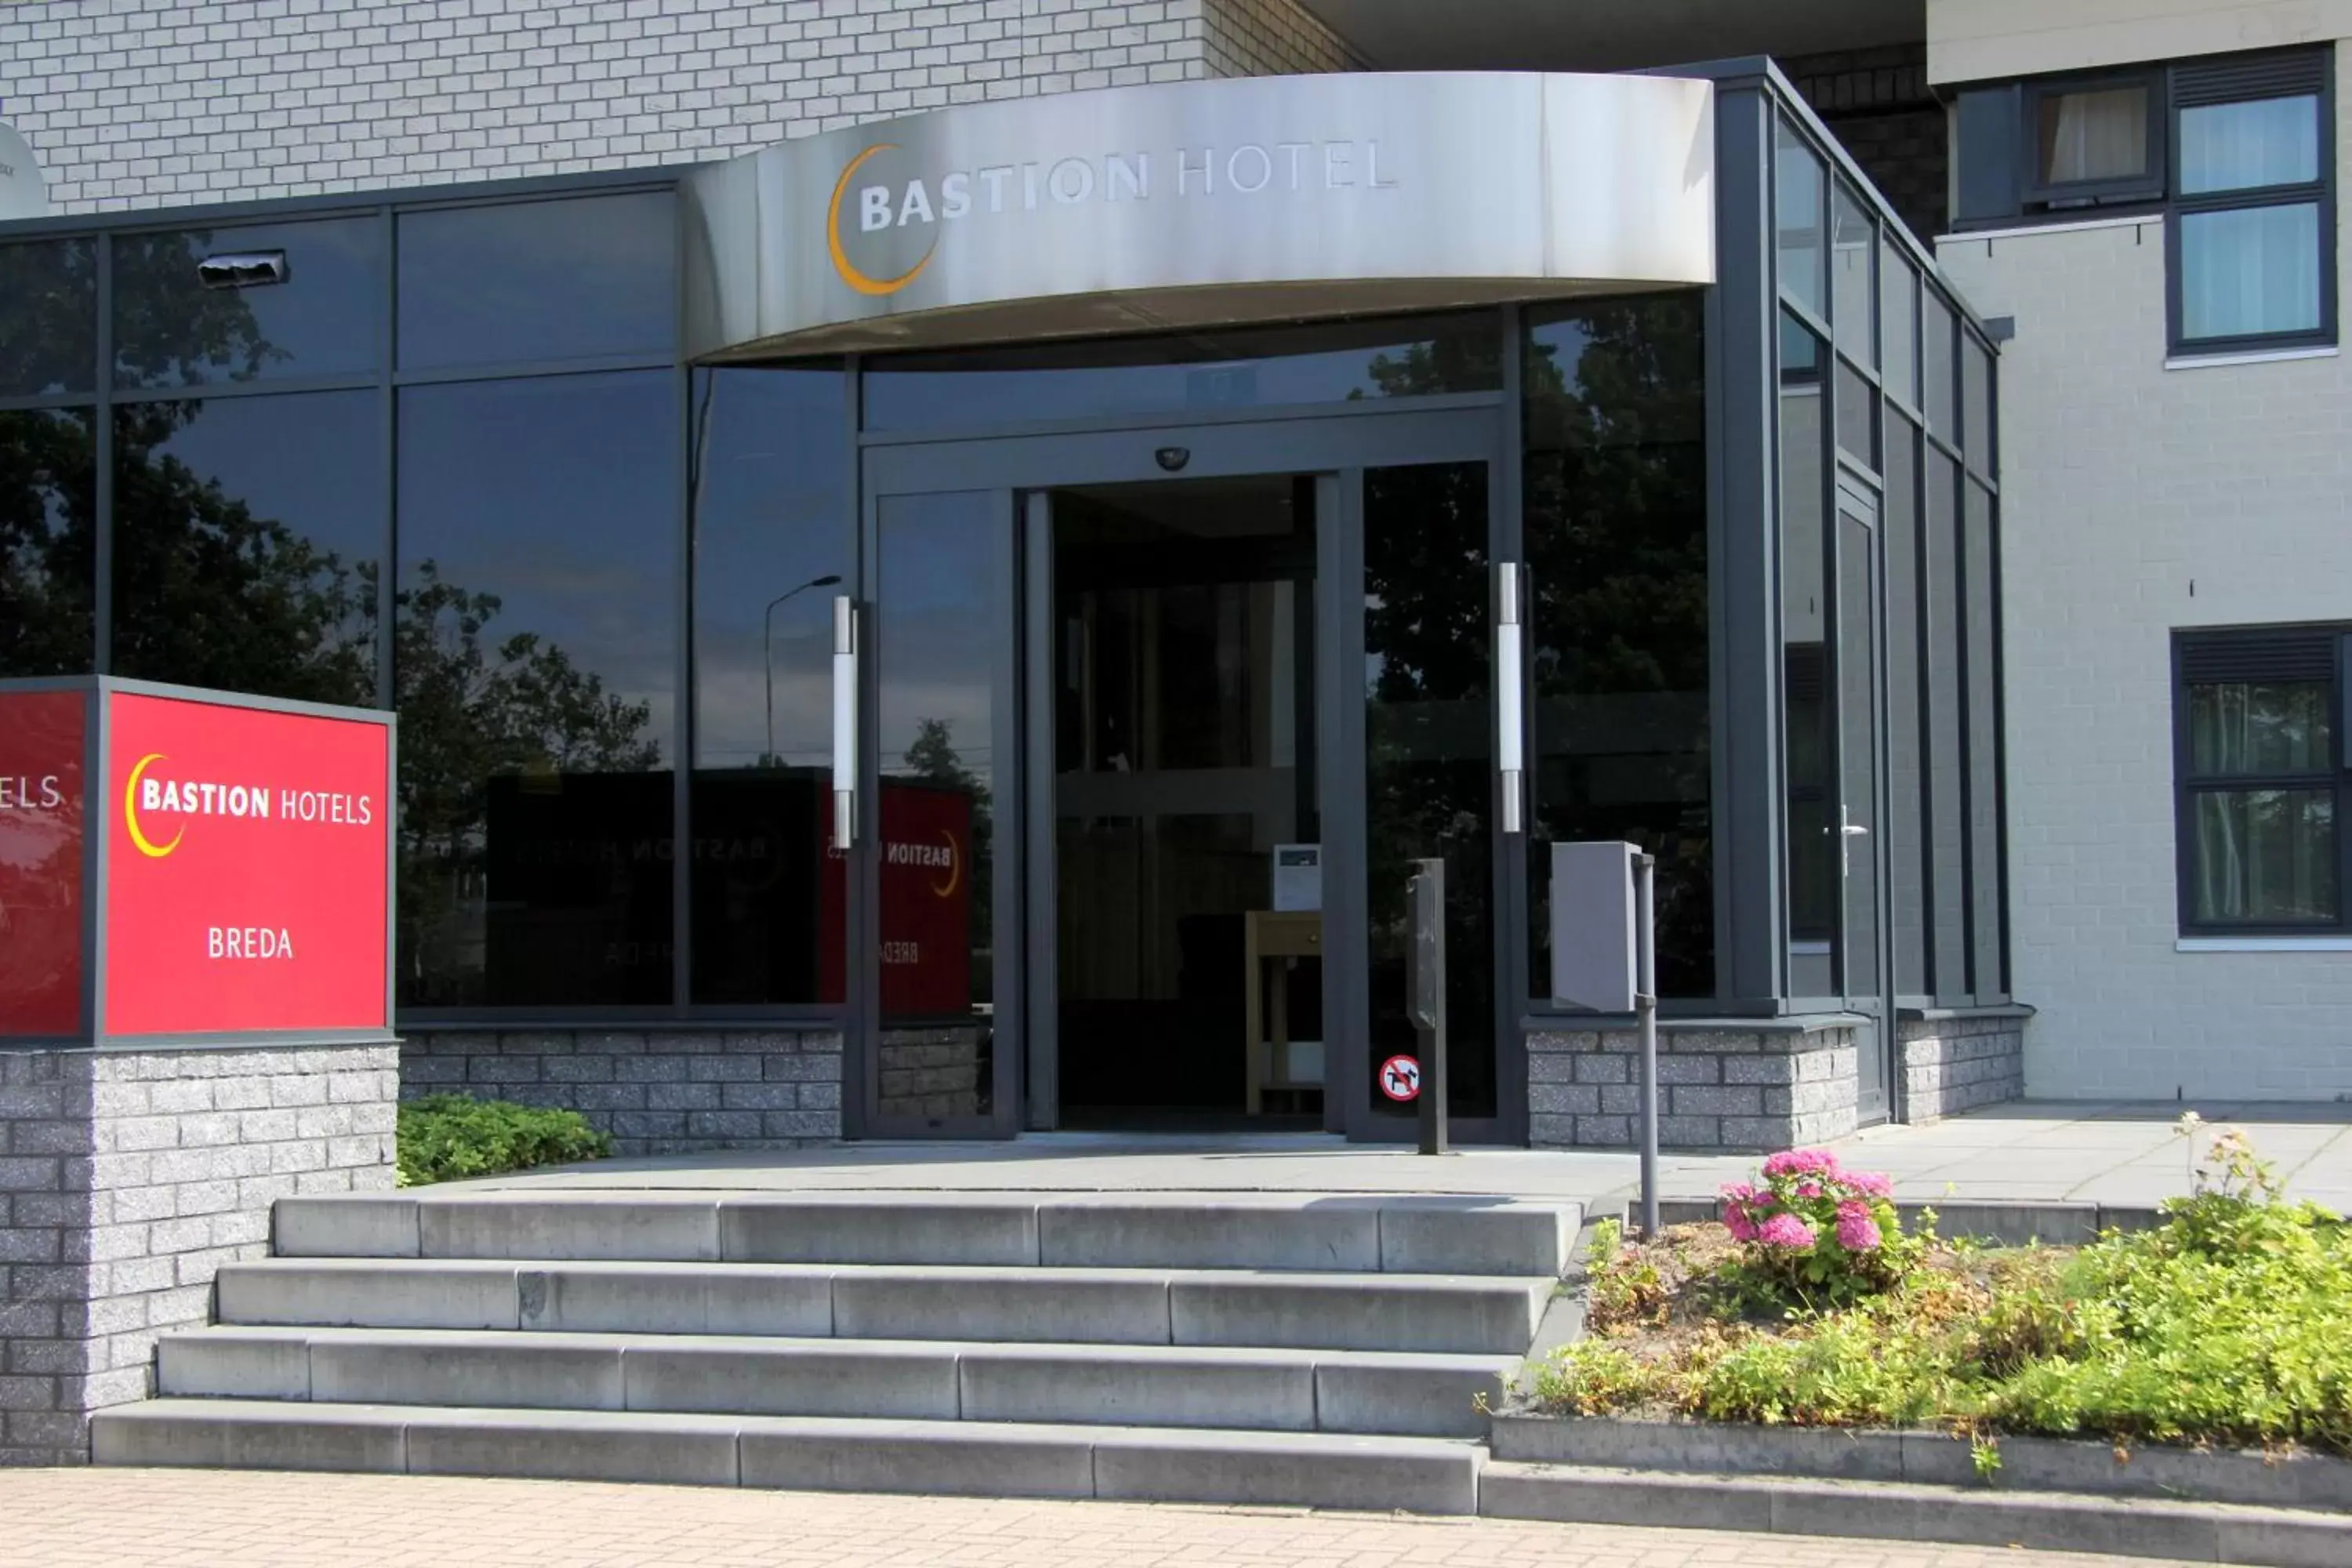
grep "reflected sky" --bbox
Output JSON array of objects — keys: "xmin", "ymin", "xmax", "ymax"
[
  {"xmin": 691, "ymin": 368, "xmax": 849, "ymax": 772},
  {"xmin": 397, "ymin": 191, "xmax": 675, "ymax": 371},
  {"xmin": 114, "ymin": 217, "xmax": 381, "ymax": 387},
  {"xmin": 397, "ymin": 370, "xmax": 679, "ymax": 750}
]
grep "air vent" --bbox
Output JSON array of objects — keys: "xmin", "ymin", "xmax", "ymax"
[
  {"xmin": 195, "ymin": 252, "xmax": 290, "ymax": 290},
  {"xmin": 2180, "ymin": 630, "xmax": 2336, "ymax": 684}
]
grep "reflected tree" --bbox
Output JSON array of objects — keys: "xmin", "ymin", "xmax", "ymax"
[
  {"xmin": 1523, "ymin": 298, "xmax": 1714, "ymax": 996},
  {"xmin": 0, "ymin": 409, "xmax": 96, "ymax": 677},
  {"xmin": 394, "ymin": 561, "xmax": 663, "ymax": 1003}
]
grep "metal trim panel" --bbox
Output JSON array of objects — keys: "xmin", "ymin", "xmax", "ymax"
[{"xmin": 862, "ymin": 408, "xmax": 1496, "ymax": 495}]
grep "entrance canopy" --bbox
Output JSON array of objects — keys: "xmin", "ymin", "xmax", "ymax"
[{"xmin": 684, "ymin": 72, "xmax": 1718, "ymax": 358}]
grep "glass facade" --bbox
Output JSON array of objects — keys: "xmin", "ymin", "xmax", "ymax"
[
  {"xmin": 1775, "ymin": 102, "xmax": 2009, "ymax": 1014},
  {"xmin": 688, "ymin": 368, "xmax": 853, "ymax": 1007},
  {"xmin": 0, "ymin": 70, "xmax": 2008, "ymax": 1114},
  {"xmin": 1521, "ymin": 296, "xmax": 1712, "ymax": 999},
  {"xmin": 394, "ymin": 370, "xmax": 680, "ymax": 1010}
]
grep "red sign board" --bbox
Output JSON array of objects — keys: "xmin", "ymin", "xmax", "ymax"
[
  {"xmin": 0, "ymin": 691, "xmax": 88, "ymax": 1037},
  {"xmin": 103, "ymin": 690, "xmax": 390, "ymax": 1037},
  {"xmin": 815, "ymin": 779, "xmax": 975, "ymax": 1018},
  {"xmin": 0, "ymin": 679, "xmax": 393, "ymax": 1043}
]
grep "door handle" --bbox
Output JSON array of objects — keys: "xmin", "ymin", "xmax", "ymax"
[
  {"xmin": 831, "ymin": 595, "xmax": 859, "ymax": 851},
  {"xmin": 1831, "ymin": 806, "xmax": 1869, "ymax": 875},
  {"xmin": 1494, "ymin": 562, "xmax": 1525, "ymax": 835}
]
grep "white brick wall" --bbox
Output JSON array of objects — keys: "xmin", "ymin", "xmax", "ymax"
[
  {"xmin": 0, "ymin": 0, "xmax": 1356, "ymax": 216},
  {"xmin": 1935, "ymin": 45, "xmax": 2352, "ymax": 1100}
]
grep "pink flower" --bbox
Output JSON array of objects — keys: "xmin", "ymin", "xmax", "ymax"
[
  {"xmin": 1757, "ymin": 1213, "xmax": 1816, "ymax": 1250},
  {"xmin": 1762, "ymin": 1148, "xmax": 1839, "ymax": 1180},
  {"xmin": 1795, "ymin": 1181, "xmax": 1824, "ymax": 1199},
  {"xmin": 1845, "ymin": 1170, "xmax": 1894, "ymax": 1199},
  {"xmin": 1725, "ymin": 1207, "xmax": 1759, "ymax": 1243},
  {"xmin": 1835, "ymin": 1201, "xmax": 1882, "ymax": 1252},
  {"xmin": 1719, "ymin": 1181, "xmax": 1761, "ymax": 1205}
]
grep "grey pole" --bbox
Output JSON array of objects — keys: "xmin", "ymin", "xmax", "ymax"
[
  {"xmin": 760, "ymin": 574, "xmax": 843, "ymax": 764},
  {"xmin": 1408, "ymin": 857, "xmax": 1449, "ymax": 1156},
  {"xmin": 1634, "ymin": 851, "xmax": 1660, "ymax": 1239}
]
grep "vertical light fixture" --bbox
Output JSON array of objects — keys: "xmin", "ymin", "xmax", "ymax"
[
  {"xmin": 1494, "ymin": 561, "xmax": 1526, "ymax": 834},
  {"xmin": 831, "ymin": 595, "xmax": 859, "ymax": 851}
]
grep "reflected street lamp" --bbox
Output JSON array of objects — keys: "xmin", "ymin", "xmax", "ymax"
[{"xmin": 764, "ymin": 574, "xmax": 844, "ymax": 765}]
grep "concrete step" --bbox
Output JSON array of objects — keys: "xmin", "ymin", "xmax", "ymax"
[
  {"xmin": 215, "ymin": 1258, "xmax": 1555, "ymax": 1355},
  {"xmin": 157, "ymin": 1325, "xmax": 1512, "ymax": 1437},
  {"xmin": 1478, "ymin": 1461, "xmax": 2350, "ymax": 1568},
  {"xmin": 271, "ymin": 1192, "xmax": 1580, "ymax": 1278},
  {"xmin": 93, "ymin": 1400, "xmax": 1484, "ymax": 1515}
]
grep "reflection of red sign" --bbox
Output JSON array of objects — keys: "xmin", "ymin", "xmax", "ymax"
[
  {"xmin": 1379, "ymin": 1054, "xmax": 1421, "ymax": 1102},
  {"xmin": 815, "ymin": 780, "xmax": 975, "ymax": 1017},
  {"xmin": 0, "ymin": 691, "xmax": 88, "ymax": 1037},
  {"xmin": 104, "ymin": 690, "xmax": 390, "ymax": 1038}
]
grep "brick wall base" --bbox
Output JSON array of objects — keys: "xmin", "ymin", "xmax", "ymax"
[
  {"xmin": 399, "ymin": 1029, "xmax": 844, "ymax": 1157},
  {"xmin": 1527, "ymin": 1022, "xmax": 1861, "ymax": 1152},
  {"xmin": 1900, "ymin": 1011, "xmax": 2027, "ymax": 1122},
  {"xmin": 0, "ymin": 1040, "xmax": 397, "ymax": 1465}
]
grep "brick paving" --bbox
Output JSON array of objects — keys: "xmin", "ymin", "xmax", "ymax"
[{"xmin": 0, "ymin": 1468, "xmax": 2187, "ymax": 1568}]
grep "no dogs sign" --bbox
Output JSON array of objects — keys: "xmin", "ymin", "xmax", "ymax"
[{"xmin": 1378, "ymin": 1054, "xmax": 1421, "ymax": 1102}]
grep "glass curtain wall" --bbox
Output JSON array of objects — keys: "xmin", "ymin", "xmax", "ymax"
[
  {"xmin": 1774, "ymin": 107, "xmax": 2010, "ymax": 1010},
  {"xmin": 1521, "ymin": 296, "xmax": 1713, "ymax": 998},
  {"xmin": 0, "ymin": 187, "xmax": 691, "ymax": 1014}
]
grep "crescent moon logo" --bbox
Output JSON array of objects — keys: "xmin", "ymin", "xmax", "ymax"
[
  {"xmin": 931, "ymin": 830, "xmax": 960, "ymax": 898},
  {"xmin": 828, "ymin": 143, "xmax": 938, "ymax": 297},
  {"xmin": 124, "ymin": 754, "xmax": 184, "ymax": 859}
]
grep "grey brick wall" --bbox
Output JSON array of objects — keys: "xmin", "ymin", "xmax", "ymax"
[
  {"xmin": 0, "ymin": 1041, "xmax": 397, "ymax": 1465},
  {"xmin": 1526, "ymin": 1023, "xmax": 1862, "ymax": 1153},
  {"xmin": 0, "ymin": 0, "xmax": 1361, "ymax": 216},
  {"xmin": 1900, "ymin": 1012, "xmax": 2025, "ymax": 1122},
  {"xmin": 400, "ymin": 1029, "xmax": 844, "ymax": 1156}
]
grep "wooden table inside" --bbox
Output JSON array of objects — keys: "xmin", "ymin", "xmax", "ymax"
[{"xmin": 1243, "ymin": 910, "xmax": 1321, "ymax": 1115}]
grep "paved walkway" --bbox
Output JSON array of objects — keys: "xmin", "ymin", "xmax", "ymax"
[
  {"xmin": 456, "ymin": 1103, "xmax": 2352, "ymax": 1216},
  {"xmin": 1, "ymin": 1468, "xmax": 2187, "ymax": 1567},
  {"xmin": 1659, "ymin": 1101, "xmax": 2352, "ymax": 1214}
]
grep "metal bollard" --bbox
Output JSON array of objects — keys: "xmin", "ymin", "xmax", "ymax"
[{"xmin": 1406, "ymin": 857, "xmax": 1449, "ymax": 1156}]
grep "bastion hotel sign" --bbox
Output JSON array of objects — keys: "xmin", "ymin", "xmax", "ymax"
[
  {"xmin": 0, "ymin": 679, "xmax": 393, "ymax": 1044},
  {"xmin": 686, "ymin": 71, "xmax": 1718, "ymax": 355}
]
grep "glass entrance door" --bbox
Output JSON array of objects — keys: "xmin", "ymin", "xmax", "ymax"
[
  {"xmin": 1355, "ymin": 461, "xmax": 1504, "ymax": 1131},
  {"xmin": 1834, "ymin": 482, "xmax": 1893, "ymax": 1123},
  {"xmin": 1038, "ymin": 476, "xmax": 1323, "ymax": 1131},
  {"xmin": 853, "ymin": 408, "xmax": 1506, "ymax": 1140},
  {"xmin": 857, "ymin": 489, "xmax": 1023, "ymax": 1136}
]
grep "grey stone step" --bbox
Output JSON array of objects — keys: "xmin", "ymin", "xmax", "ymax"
[
  {"xmin": 158, "ymin": 1325, "xmax": 1512, "ymax": 1436},
  {"xmin": 272, "ymin": 1192, "xmax": 1579, "ymax": 1278},
  {"xmin": 93, "ymin": 1400, "xmax": 1483, "ymax": 1515},
  {"xmin": 216, "ymin": 1258, "xmax": 1554, "ymax": 1354},
  {"xmin": 1479, "ymin": 1461, "xmax": 2351, "ymax": 1568}
]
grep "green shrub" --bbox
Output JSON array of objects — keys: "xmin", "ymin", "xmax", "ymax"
[
  {"xmin": 396, "ymin": 1094, "xmax": 613, "ymax": 1186},
  {"xmin": 1535, "ymin": 1127, "xmax": 2352, "ymax": 1458}
]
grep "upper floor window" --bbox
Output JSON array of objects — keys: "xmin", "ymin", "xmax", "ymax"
[
  {"xmin": 2027, "ymin": 75, "xmax": 2162, "ymax": 207},
  {"xmin": 2171, "ymin": 56, "xmax": 2332, "ymax": 350},
  {"xmin": 1954, "ymin": 47, "xmax": 2335, "ymax": 357},
  {"xmin": 2174, "ymin": 626, "xmax": 2349, "ymax": 936}
]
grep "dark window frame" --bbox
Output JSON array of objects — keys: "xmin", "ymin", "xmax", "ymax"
[
  {"xmin": 2171, "ymin": 625, "xmax": 2352, "ymax": 937},
  {"xmin": 2165, "ymin": 50, "xmax": 2338, "ymax": 356},
  {"xmin": 1952, "ymin": 48, "xmax": 2336, "ymax": 354},
  {"xmin": 2019, "ymin": 68, "xmax": 2168, "ymax": 211}
]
